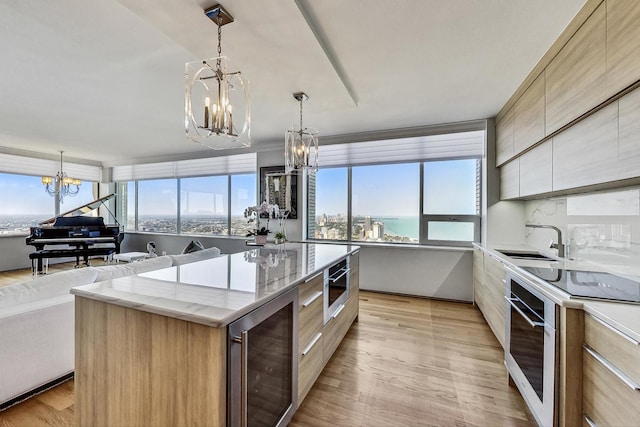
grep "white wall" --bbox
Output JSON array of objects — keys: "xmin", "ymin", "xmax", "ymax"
[{"xmin": 358, "ymin": 245, "xmax": 473, "ymax": 301}]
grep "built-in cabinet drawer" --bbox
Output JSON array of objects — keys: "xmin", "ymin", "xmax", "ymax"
[
  {"xmin": 584, "ymin": 313, "xmax": 640, "ymax": 385},
  {"xmin": 297, "ymin": 272, "xmax": 324, "ymax": 403},
  {"xmin": 583, "ymin": 313, "xmax": 640, "ymax": 426}
]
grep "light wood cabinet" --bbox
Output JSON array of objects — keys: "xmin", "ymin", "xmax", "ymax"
[
  {"xmin": 499, "ymin": 158, "xmax": 519, "ymax": 200},
  {"xmin": 617, "ymin": 86, "xmax": 640, "ymax": 181},
  {"xmin": 496, "ymin": 107, "xmax": 515, "ymax": 166},
  {"xmin": 297, "ymin": 272, "xmax": 325, "ymax": 403},
  {"xmin": 552, "ymin": 101, "xmax": 618, "ymax": 191},
  {"xmin": 583, "ymin": 313, "xmax": 640, "ymax": 426},
  {"xmin": 606, "ymin": 0, "xmax": 640, "ymax": 96},
  {"xmin": 472, "ymin": 248, "xmax": 485, "ymax": 311},
  {"xmin": 546, "ymin": 2, "xmax": 607, "ymax": 135},
  {"xmin": 519, "ymin": 141, "xmax": 552, "ymax": 197},
  {"xmin": 514, "ymin": 72, "xmax": 546, "ymax": 154},
  {"xmin": 473, "ymin": 249, "xmax": 506, "ymax": 349},
  {"xmin": 298, "ymin": 252, "xmax": 360, "ymax": 404}
]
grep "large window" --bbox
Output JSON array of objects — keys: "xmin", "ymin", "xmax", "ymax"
[
  {"xmin": 307, "ymin": 128, "xmax": 483, "ymax": 246},
  {"xmin": 122, "ymin": 173, "xmax": 256, "ymax": 236},
  {"xmin": 0, "ymin": 172, "xmax": 97, "ymax": 235}
]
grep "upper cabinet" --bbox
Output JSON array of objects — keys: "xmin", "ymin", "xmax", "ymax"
[
  {"xmin": 552, "ymin": 102, "xmax": 618, "ymax": 191},
  {"xmin": 606, "ymin": 0, "xmax": 640, "ymax": 95},
  {"xmin": 495, "ymin": 107, "xmax": 514, "ymax": 166},
  {"xmin": 545, "ymin": 3, "xmax": 607, "ymax": 135},
  {"xmin": 496, "ymin": 0, "xmax": 640, "ymax": 200},
  {"xmin": 514, "ymin": 72, "xmax": 546, "ymax": 154}
]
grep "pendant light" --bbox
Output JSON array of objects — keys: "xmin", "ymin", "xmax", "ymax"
[
  {"xmin": 185, "ymin": 4, "xmax": 250, "ymax": 149},
  {"xmin": 42, "ymin": 151, "xmax": 81, "ymax": 203},
  {"xmin": 285, "ymin": 92, "xmax": 318, "ymax": 174}
]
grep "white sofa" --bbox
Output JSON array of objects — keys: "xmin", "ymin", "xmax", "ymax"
[{"xmin": 0, "ymin": 249, "xmax": 220, "ymax": 409}]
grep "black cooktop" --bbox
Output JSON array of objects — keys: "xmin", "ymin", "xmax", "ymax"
[{"xmin": 521, "ymin": 267, "xmax": 640, "ymax": 304}]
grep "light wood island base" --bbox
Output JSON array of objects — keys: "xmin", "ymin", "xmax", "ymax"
[{"xmin": 74, "ymin": 296, "xmax": 227, "ymax": 427}]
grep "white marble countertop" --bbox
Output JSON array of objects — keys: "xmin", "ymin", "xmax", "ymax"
[
  {"xmin": 70, "ymin": 242, "xmax": 359, "ymax": 328},
  {"xmin": 474, "ymin": 242, "xmax": 640, "ymax": 342}
]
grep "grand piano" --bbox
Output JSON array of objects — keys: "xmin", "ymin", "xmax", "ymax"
[{"xmin": 26, "ymin": 193, "xmax": 124, "ymax": 274}]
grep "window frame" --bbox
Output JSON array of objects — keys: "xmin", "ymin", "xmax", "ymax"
[
  {"xmin": 307, "ymin": 157, "xmax": 482, "ymax": 247},
  {"xmin": 120, "ymin": 172, "xmax": 256, "ymax": 237}
]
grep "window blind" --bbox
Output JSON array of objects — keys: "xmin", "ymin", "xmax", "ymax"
[
  {"xmin": 111, "ymin": 153, "xmax": 257, "ymax": 181},
  {"xmin": 0, "ymin": 153, "xmax": 102, "ymax": 181},
  {"xmin": 318, "ymin": 130, "xmax": 484, "ymax": 167}
]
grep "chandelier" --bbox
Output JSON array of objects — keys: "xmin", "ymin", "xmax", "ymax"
[
  {"xmin": 285, "ymin": 92, "xmax": 318, "ymax": 174},
  {"xmin": 42, "ymin": 151, "xmax": 81, "ymax": 203},
  {"xmin": 185, "ymin": 3, "xmax": 250, "ymax": 149}
]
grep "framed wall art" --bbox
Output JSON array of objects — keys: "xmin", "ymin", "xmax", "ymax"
[{"xmin": 260, "ymin": 166, "xmax": 297, "ymax": 219}]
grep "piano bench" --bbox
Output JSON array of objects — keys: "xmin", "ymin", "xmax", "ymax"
[{"xmin": 29, "ymin": 248, "xmax": 116, "ymax": 275}]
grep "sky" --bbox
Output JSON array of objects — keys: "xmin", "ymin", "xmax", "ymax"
[
  {"xmin": 0, "ymin": 173, "xmax": 94, "ymax": 216},
  {"xmin": 316, "ymin": 159, "xmax": 478, "ymax": 217}
]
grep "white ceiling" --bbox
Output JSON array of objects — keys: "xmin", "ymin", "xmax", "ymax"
[{"xmin": 0, "ymin": 0, "xmax": 586, "ymax": 166}]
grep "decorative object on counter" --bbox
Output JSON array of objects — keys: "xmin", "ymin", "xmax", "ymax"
[
  {"xmin": 260, "ymin": 166, "xmax": 297, "ymax": 219},
  {"xmin": 285, "ymin": 92, "xmax": 318, "ymax": 174},
  {"xmin": 184, "ymin": 3, "xmax": 250, "ymax": 149},
  {"xmin": 245, "ymin": 202, "xmax": 280, "ymax": 244},
  {"xmin": 274, "ymin": 232, "xmax": 286, "ymax": 244},
  {"xmin": 42, "ymin": 151, "xmax": 81, "ymax": 203}
]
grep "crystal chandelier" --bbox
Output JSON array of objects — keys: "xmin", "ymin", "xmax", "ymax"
[
  {"xmin": 42, "ymin": 151, "xmax": 81, "ymax": 203},
  {"xmin": 185, "ymin": 3, "xmax": 250, "ymax": 149},
  {"xmin": 285, "ymin": 92, "xmax": 318, "ymax": 174}
]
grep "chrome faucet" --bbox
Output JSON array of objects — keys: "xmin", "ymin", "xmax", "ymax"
[{"xmin": 525, "ymin": 224, "xmax": 565, "ymax": 258}]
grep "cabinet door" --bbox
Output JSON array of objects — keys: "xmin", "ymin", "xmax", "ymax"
[
  {"xmin": 499, "ymin": 159, "xmax": 519, "ymax": 200},
  {"xmin": 519, "ymin": 142, "xmax": 552, "ymax": 197},
  {"xmin": 473, "ymin": 248, "xmax": 485, "ymax": 310},
  {"xmin": 607, "ymin": 0, "xmax": 640, "ymax": 96},
  {"xmin": 546, "ymin": 3, "xmax": 607, "ymax": 135},
  {"xmin": 496, "ymin": 107, "xmax": 515, "ymax": 166},
  {"xmin": 514, "ymin": 72, "xmax": 546, "ymax": 154},
  {"xmin": 552, "ymin": 102, "xmax": 618, "ymax": 191},
  {"xmin": 617, "ymin": 86, "xmax": 640, "ymax": 181},
  {"xmin": 481, "ymin": 255, "xmax": 506, "ymax": 349}
]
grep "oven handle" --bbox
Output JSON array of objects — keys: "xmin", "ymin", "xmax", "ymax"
[
  {"xmin": 504, "ymin": 296, "xmax": 545, "ymax": 328},
  {"xmin": 328, "ymin": 267, "xmax": 350, "ymax": 283}
]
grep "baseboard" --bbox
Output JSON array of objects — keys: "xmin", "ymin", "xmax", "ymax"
[{"xmin": 0, "ymin": 372, "xmax": 74, "ymax": 412}]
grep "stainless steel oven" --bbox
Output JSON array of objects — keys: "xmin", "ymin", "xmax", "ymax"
[
  {"xmin": 324, "ymin": 256, "xmax": 350, "ymax": 324},
  {"xmin": 228, "ymin": 287, "xmax": 298, "ymax": 427},
  {"xmin": 505, "ymin": 267, "xmax": 558, "ymax": 427}
]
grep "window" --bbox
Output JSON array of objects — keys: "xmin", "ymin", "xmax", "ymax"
[
  {"xmin": 310, "ymin": 167, "xmax": 348, "ymax": 241},
  {"xmin": 138, "ymin": 179, "xmax": 178, "ymax": 233},
  {"xmin": 122, "ymin": 173, "xmax": 256, "ymax": 237},
  {"xmin": 231, "ymin": 174, "xmax": 256, "ymax": 236},
  {"xmin": 422, "ymin": 159, "xmax": 480, "ymax": 244},
  {"xmin": 181, "ymin": 176, "xmax": 228, "ymax": 235},
  {"xmin": 0, "ymin": 172, "xmax": 98, "ymax": 235},
  {"xmin": 351, "ymin": 164, "xmax": 420, "ymax": 243},
  {"xmin": 307, "ymin": 127, "xmax": 484, "ymax": 246}
]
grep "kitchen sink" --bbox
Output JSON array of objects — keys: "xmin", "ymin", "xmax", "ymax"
[{"xmin": 496, "ymin": 250, "xmax": 557, "ymax": 262}]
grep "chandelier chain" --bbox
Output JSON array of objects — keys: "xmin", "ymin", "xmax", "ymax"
[
  {"xmin": 216, "ymin": 13, "xmax": 222, "ymax": 69},
  {"xmin": 299, "ymin": 96, "xmax": 304, "ymax": 133}
]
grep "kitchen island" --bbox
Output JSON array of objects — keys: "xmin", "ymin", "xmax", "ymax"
[{"xmin": 71, "ymin": 242, "xmax": 360, "ymax": 427}]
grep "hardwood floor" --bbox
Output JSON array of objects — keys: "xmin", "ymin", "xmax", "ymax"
[{"xmin": 0, "ymin": 264, "xmax": 535, "ymax": 426}]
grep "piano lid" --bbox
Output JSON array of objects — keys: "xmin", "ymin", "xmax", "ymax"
[{"xmin": 39, "ymin": 193, "xmax": 116, "ymax": 225}]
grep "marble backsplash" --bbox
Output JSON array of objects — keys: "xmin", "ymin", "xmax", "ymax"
[{"xmin": 524, "ymin": 188, "xmax": 640, "ymax": 275}]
